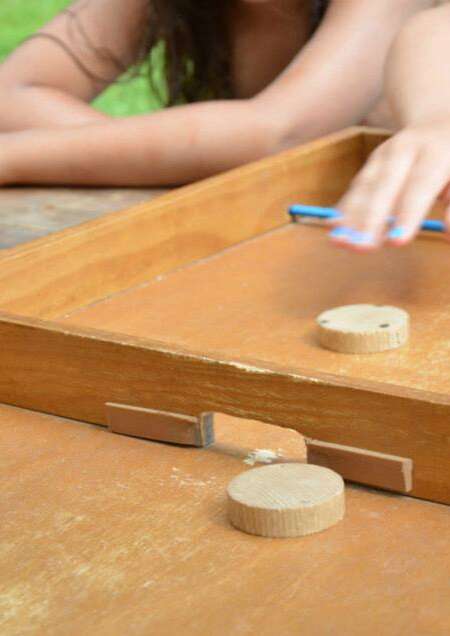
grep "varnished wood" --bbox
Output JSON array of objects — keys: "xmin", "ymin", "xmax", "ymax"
[
  {"xmin": 306, "ymin": 439, "xmax": 413, "ymax": 493},
  {"xmin": 0, "ymin": 128, "xmax": 448, "ymax": 504},
  {"xmin": 2, "ymin": 131, "xmax": 449, "ymax": 632},
  {"xmin": 362, "ymin": 128, "xmax": 390, "ymax": 158},
  {"xmin": 106, "ymin": 403, "xmax": 215, "ymax": 447},
  {"xmin": 0, "ymin": 128, "xmax": 364, "ymax": 318},
  {"xmin": 63, "ymin": 223, "xmax": 450, "ymax": 398},
  {"xmin": 0, "ymin": 311, "xmax": 448, "ymax": 503},
  {"xmin": 1, "ymin": 403, "xmax": 449, "ymax": 635}
]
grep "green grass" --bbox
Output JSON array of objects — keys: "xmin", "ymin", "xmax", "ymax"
[{"xmin": 0, "ymin": 0, "xmax": 160, "ymax": 116}]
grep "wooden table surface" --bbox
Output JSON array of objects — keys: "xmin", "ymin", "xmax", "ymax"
[
  {"xmin": 0, "ymin": 187, "xmax": 166, "ymax": 250},
  {"xmin": 2, "ymin": 404, "xmax": 450, "ymax": 636},
  {"xmin": 1, "ymin": 188, "xmax": 449, "ymax": 635}
]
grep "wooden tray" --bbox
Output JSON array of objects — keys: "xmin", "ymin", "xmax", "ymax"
[{"xmin": 1, "ymin": 127, "xmax": 449, "ymax": 504}]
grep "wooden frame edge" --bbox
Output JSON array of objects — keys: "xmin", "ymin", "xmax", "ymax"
[
  {"xmin": 1, "ymin": 310, "xmax": 448, "ymax": 504},
  {"xmin": 0, "ymin": 127, "xmax": 366, "ymax": 318}
]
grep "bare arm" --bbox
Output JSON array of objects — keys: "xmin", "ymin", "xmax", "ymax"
[
  {"xmin": 265, "ymin": 0, "xmax": 434, "ymax": 147},
  {"xmin": 0, "ymin": 0, "xmax": 432, "ymax": 186},
  {"xmin": 0, "ymin": 0, "xmax": 148, "ymax": 130}
]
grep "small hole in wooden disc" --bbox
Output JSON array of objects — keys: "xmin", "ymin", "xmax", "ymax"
[{"xmin": 316, "ymin": 304, "xmax": 409, "ymax": 354}]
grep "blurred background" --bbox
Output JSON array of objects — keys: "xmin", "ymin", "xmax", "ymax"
[{"xmin": 1, "ymin": 0, "xmax": 160, "ymax": 116}]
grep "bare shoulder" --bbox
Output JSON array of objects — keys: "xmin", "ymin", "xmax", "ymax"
[
  {"xmin": 40, "ymin": 0, "xmax": 150, "ymax": 69},
  {"xmin": 0, "ymin": 0, "xmax": 150, "ymax": 99}
]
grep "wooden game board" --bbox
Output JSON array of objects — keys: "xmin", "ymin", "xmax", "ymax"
[
  {"xmin": 0, "ymin": 127, "xmax": 449, "ymax": 504},
  {"xmin": 2, "ymin": 403, "xmax": 449, "ymax": 636}
]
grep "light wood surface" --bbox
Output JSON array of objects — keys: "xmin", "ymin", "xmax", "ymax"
[
  {"xmin": 227, "ymin": 463, "xmax": 345, "ymax": 537},
  {"xmin": 1, "ymin": 403, "xmax": 449, "ymax": 636},
  {"xmin": 317, "ymin": 304, "xmax": 409, "ymax": 353}
]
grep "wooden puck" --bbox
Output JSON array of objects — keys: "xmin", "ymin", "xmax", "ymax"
[
  {"xmin": 317, "ymin": 304, "xmax": 409, "ymax": 354},
  {"xmin": 227, "ymin": 463, "xmax": 345, "ymax": 538}
]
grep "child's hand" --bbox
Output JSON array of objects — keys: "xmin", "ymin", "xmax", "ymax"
[{"xmin": 330, "ymin": 121, "xmax": 450, "ymax": 251}]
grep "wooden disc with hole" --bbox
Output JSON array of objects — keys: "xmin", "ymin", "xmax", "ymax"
[
  {"xmin": 317, "ymin": 304, "xmax": 409, "ymax": 354},
  {"xmin": 227, "ymin": 463, "xmax": 345, "ymax": 538}
]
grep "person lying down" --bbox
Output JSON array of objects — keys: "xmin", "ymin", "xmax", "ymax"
[{"xmin": 0, "ymin": 0, "xmax": 447, "ymax": 250}]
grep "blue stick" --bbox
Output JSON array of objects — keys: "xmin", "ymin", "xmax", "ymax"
[{"xmin": 289, "ymin": 204, "xmax": 446, "ymax": 233}]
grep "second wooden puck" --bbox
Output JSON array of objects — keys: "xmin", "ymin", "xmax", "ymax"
[
  {"xmin": 317, "ymin": 304, "xmax": 409, "ymax": 354},
  {"xmin": 227, "ymin": 463, "xmax": 345, "ymax": 538}
]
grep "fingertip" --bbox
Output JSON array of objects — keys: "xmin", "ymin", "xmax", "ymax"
[
  {"xmin": 328, "ymin": 227, "xmax": 381, "ymax": 252},
  {"xmin": 333, "ymin": 240, "xmax": 379, "ymax": 254},
  {"xmin": 329, "ymin": 226, "xmax": 350, "ymax": 240},
  {"xmin": 387, "ymin": 226, "xmax": 405, "ymax": 241},
  {"xmin": 387, "ymin": 225, "xmax": 413, "ymax": 247},
  {"xmin": 347, "ymin": 229, "xmax": 379, "ymax": 250}
]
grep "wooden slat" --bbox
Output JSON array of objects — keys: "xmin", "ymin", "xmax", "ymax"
[
  {"xmin": 0, "ymin": 128, "xmax": 365, "ymax": 319},
  {"xmin": 106, "ymin": 403, "xmax": 215, "ymax": 447},
  {"xmin": 306, "ymin": 439, "xmax": 413, "ymax": 493},
  {"xmin": 0, "ymin": 311, "xmax": 448, "ymax": 504}
]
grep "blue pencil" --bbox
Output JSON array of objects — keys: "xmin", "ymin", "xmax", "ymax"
[{"xmin": 289, "ymin": 204, "xmax": 446, "ymax": 233}]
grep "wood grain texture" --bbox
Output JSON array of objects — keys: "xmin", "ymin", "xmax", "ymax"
[
  {"xmin": 306, "ymin": 439, "xmax": 413, "ymax": 493},
  {"xmin": 0, "ymin": 128, "xmax": 448, "ymax": 504},
  {"xmin": 317, "ymin": 304, "xmax": 409, "ymax": 354},
  {"xmin": 1, "ymin": 404, "xmax": 449, "ymax": 636},
  {"xmin": 0, "ymin": 187, "xmax": 163, "ymax": 250},
  {"xmin": 62, "ymin": 224, "xmax": 450, "ymax": 397},
  {"xmin": 106, "ymin": 403, "xmax": 214, "ymax": 447},
  {"xmin": 227, "ymin": 463, "xmax": 345, "ymax": 537},
  {"xmin": 0, "ymin": 128, "xmax": 364, "ymax": 319},
  {"xmin": 0, "ymin": 311, "xmax": 449, "ymax": 503}
]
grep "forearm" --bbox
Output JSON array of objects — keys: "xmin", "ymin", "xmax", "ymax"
[
  {"xmin": 0, "ymin": 85, "xmax": 109, "ymax": 131},
  {"xmin": 5, "ymin": 100, "xmax": 274, "ymax": 186},
  {"xmin": 385, "ymin": 4, "xmax": 450, "ymax": 127},
  {"xmin": 265, "ymin": 0, "xmax": 435, "ymax": 146}
]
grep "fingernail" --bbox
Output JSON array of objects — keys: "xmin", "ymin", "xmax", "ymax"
[
  {"xmin": 347, "ymin": 230, "xmax": 375, "ymax": 246},
  {"xmin": 329, "ymin": 226, "xmax": 351, "ymax": 239},
  {"xmin": 388, "ymin": 226, "xmax": 405, "ymax": 240}
]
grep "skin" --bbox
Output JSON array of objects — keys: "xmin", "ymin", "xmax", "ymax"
[
  {"xmin": 0, "ymin": 0, "xmax": 432, "ymax": 186},
  {"xmin": 332, "ymin": 2, "xmax": 450, "ymax": 251}
]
